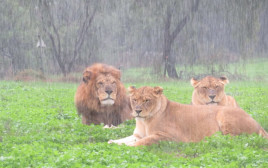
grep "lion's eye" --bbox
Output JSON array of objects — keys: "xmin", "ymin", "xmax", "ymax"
[
  {"xmin": 132, "ymin": 99, "xmax": 137, "ymax": 102},
  {"xmin": 145, "ymin": 99, "xmax": 150, "ymax": 103},
  {"xmin": 215, "ymin": 86, "xmax": 219, "ymax": 89},
  {"xmin": 98, "ymin": 82, "xmax": 104, "ymax": 86},
  {"xmin": 202, "ymin": 87, "xmax": 207, "ymax": 89}
]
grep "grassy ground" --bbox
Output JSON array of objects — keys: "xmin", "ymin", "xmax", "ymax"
[{"xmin": 0, "ymin": 80, "xmax": 267, "ymax": 167}]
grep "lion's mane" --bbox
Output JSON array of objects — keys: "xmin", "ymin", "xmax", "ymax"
[{"xmin": 74, "ymin": 63, "xmax": 132, "ymax": 126}]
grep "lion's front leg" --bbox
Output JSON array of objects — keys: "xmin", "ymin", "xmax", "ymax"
[
  {"xmin": 108, "ymin": 135, "xmax": 139, "ymax": 145},
  {"xmin": 82, "ymin": 115, "xmax": 90, "ymax": 125},
  {"xmin": 131, "ymin": 134, "xmax": 169, "ymax": 146}
]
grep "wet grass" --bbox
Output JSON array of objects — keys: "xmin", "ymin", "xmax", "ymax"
[{"xmin": 0, "ymin": 80, "xmax": 267, "ymax": 167}]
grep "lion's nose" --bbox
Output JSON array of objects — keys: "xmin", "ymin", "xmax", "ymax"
[
  {"xmin": 209, "ymin": 95, "xmax": 215, "ymax": 100},
  {"xmin": 135, "ymin": 110, "xmax": 142, "ymax": 114},
  {"xmin": 105, "ymin": 90, "xmax": 113, "ymax": 95}
]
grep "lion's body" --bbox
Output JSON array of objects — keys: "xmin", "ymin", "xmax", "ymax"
[
  {"xmin": 75, "ymin": 63, "xmax": 132, "ymax": 126},
  {"xmin": 191, "ymin": 76, "xmax": 239, "ymax": 107},
  {"xmin": 109, "ymin": 86, "xmax": 267, "ymax": 146}
]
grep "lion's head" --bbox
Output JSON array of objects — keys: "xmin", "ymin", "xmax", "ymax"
[
  {"xmin": 191, "ymin": 76, "xmax": 229, "ymax": 106},
  {"xmin": 75, "ymin": 63, "xmax": 132, "ymax": 126},
  {"xmin": 82, "ymin": 63, "xmax": 121, "ymax": 106},
  {"xmin": 128, "ymin": 86, "xmax": 164, "ymax": 119}
]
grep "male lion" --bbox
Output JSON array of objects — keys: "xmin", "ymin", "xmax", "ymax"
[
  {"xmin": 74, "ymin": 63, "xmax": 133, "ymax": 126},
  {"xmin": 108, "ymin": 86, "xmax": 267, "ymax": 146},
  {"xmin": 191, "ymin": 76, "xmax": 239, "ymax": 107}
]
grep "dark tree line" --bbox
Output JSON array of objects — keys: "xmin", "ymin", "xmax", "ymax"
[{"xmin": 0, "ymin": 0, "xmax": 267, "ymax": 79}]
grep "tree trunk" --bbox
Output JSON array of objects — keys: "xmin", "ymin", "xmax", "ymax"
[
  {"xmin": 163, "ymin": 8, "xmax": 179, "ymax": 79},
  {"xmin": 163, "ymin": 33, "xmax": 179, "ymax": 79},
  {"xmin": 163, "ymin": 0, "xmax": 200, "ymax": 78},
  {"xmin": 166, "ymin": 57, "xmax": 179, "ymax": 78}
]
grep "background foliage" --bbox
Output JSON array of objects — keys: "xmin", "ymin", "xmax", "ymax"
[{"xmin": 0, "ymin": 0, "xmax": 267, "ymax": 79}]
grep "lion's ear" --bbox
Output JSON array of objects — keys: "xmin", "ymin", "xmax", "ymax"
[
  {"xmin": 83, "ymin": 70, "xmax": 91, "ymax": 83},
  {"xmin": 191, "ymin": 78, "xmax": 200, "ymax": 87},
  {"xmin": 112, "ymin": 69, "xmax": 121, "ymax": 80},
  {"xmin": 153, "ymin": 86, "xmax": 163, "ymax": 96},
  {"xmin": 128, "ymin": 86, "xmax": 136, "ymax": 95},
  {"xmin": 219, "ymin": 76, "xmax": 229, "ymax": 85}
]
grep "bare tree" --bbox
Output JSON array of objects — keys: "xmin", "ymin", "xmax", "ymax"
[
  {"xmin": 0, "ymin": 0, "xmax": 266, "ymax": 80},
  {"xmin": 38, "ymin": 0, "xmax": 97, "ymax": 76}
]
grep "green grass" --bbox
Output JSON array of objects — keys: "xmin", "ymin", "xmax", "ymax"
[{"xmin": 0, "ymin": 80, "xmax": 267, "ymax": 167}]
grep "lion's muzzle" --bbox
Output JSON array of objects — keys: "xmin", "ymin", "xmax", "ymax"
[
  {"xmin": 101, "ymin": 98, "xmax": 115, "ymax": 106},
  {"xmin": 206, "ymin": 101, "xmax": 218, "ymax": 106}
]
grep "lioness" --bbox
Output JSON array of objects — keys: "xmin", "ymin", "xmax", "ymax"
[
  {"xmin": 108, "ymin": 86, "xmax": 267, "ymax": 146},
  {"xmin": 191, "ymin": 76, "xmax": 239, "ymax": 107},
  {"xmin": 75, "ymin": 63, "xmax": 133, "ymax": 126}
]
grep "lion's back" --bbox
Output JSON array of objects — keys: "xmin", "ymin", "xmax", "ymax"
[{"xmin": 226, "ymin": 95, "xmax": 239, "ymax": 107}]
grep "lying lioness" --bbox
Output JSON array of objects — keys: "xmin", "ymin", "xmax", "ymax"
[
  {"xmin": 191, "ymin": 76, "xmax": 239, "ymax": 107},
  {"xmin": 108, "ymin": 86, "xmax": 268, "ymax": 146}
]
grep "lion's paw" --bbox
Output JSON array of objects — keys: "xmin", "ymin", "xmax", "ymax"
[
  {"xmin": 108, "ymin": 139, "xmax": 121, "ymax": 145},
  {"xmin": 103, "ymin": 125, "xmax": 118, "ymax": 129},
  {"xmin": 108, "ymin": 139, "xmax": 115, "ymax": 144}
]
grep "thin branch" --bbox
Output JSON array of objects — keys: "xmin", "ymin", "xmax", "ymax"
[
  {"xmin": 69, "ymin": 5, "xmax": 97, "ymax": 71},
  {"xmin": 0, "ymin": 48, "xmax": 12, "ymax": 58},
  {"xmin": 39, "ymin": 0, "xmax": 66, "ymax": 74},
  {"xmin": 43, "ymin": 0, "xmax": 62, "ymax": 62},
  {"xmin": 170, "ymin": 0, "xmax": 200, "ymax": 43}
]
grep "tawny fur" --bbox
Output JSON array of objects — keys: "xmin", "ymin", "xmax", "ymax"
[
  {"xmin": 74, "ymin": 63, "xmax": 133, "ymax": 126},
  {"xmin": 191, "ymin": 76, "xmax": 239, "ymax": 107},
  {"xmin": 109, "ymin": 86, "xmax": 267, "ymax": 146}
]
